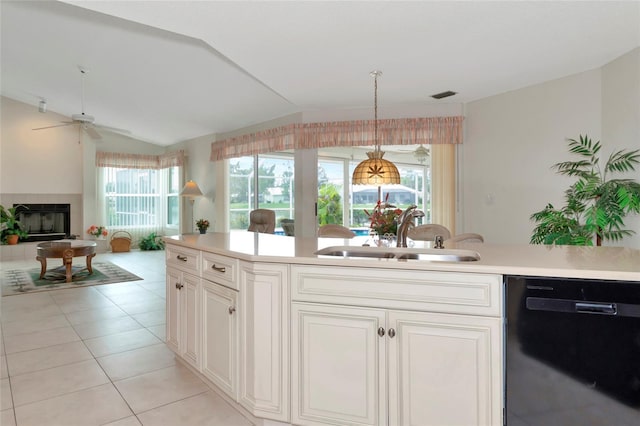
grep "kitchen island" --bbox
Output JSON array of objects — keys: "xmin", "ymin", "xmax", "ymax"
[{"xmin": 164, "ymin": 232, "xmax": 640, "ymax": 426}]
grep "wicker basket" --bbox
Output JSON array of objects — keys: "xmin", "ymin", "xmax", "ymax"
[{"xmin": 110, "ymin": 231, "xmax": 132, "ymax": 253}]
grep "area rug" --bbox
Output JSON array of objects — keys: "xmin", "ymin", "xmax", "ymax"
[{"xmin": 1, "ymin": 261, "xmax": 143, "ymax": 296}]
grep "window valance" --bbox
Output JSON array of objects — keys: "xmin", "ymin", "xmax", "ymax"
[
  {"xmin": 210, "ymin": 116, "xmax": 463, "ymax": 161},
  {"xmin": 96, "ymin": 150, "xmax": 185, "ymax": 169}
]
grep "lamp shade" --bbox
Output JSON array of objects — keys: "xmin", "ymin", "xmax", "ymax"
[
  {"xmin": 352, "ymin": 151, "xmax": 401, "ymax": 185},
  {"xmin": 180, "ymin": 180, "xmax": 203, "ymax": 198}
]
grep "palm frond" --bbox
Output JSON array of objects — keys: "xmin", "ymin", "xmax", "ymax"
[
  {"xmin": 553, "ymin": 160, "xmax": 594, "ymax": 177},
  {"xmin": 566, "ymin": 135, "xmax": 600, "ymax": 158},
  {"xmin": 617, "ymin": 183, "xmax": 640, "ymax": 212},
  {"xmin": 605, "ymin": 149, "xmax": 640, "ymax": 173},
  {"xmin": 531, "ymin": 134, "xmax": 639, "ymax": 246}
]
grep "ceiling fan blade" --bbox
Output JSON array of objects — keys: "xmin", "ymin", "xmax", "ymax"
[
  {"xmin": 32, "ymin": 121, "xmax": 74, "ymax": 131},
  {"xmin": 83, "ymin": 126, "xmax": 102, "ymax": 140}
]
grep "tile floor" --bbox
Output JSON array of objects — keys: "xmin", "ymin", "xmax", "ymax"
[{"xmin": 0, "ymin": 250, "xmax": 252, "ymax": 426}]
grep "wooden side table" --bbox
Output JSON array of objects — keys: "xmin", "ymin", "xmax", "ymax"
[{"xmin": 36, "ymin": 240, "xmax": 97, "ymax": 283}]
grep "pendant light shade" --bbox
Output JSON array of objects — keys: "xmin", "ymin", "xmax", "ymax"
[
  {"xmin": 352, "ymin": 151, "xmax": 401, "ymax": 185},
  {"xmin": 352, "ymin": 70, "xmax": 400, "ymax": 185}
]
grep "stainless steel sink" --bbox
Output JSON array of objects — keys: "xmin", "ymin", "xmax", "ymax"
[
  {"xmin": 315, "ymin": 246, "xmax": 480, "ymax": 262},
  {"xmin": 395, "ymin": 251, "xmax": 480, "ymax": 262},
  {"xmin": 315, "ymin": 247, "xmax": 396, "ymax": 259}
]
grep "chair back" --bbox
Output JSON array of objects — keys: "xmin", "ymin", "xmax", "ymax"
[
  {"xmin": 318, "ymin": 224, "xmax": 356, "ymax": 238},
  {"xmin": 248, "ymin": 209, "xmax": 276, "ymax": 234},
  {"xmin": 446, "ymin": 233, "xmax": 484, "ymax": 244},
  {"xmin": 407, "ymin": 224, "xmax": 452, "ymax": 241},
  {"xmin": 280, "ymin": 219, "xmax": 295, "ymax": 236}
]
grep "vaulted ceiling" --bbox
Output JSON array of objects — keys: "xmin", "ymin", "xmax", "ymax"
[{"xmin": 1, "ymin": 1, "xmax": 638, "ymax": 146}]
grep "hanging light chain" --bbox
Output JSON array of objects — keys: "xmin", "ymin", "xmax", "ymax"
[{"xmin": 371, "ymin": 70, "xmax": 382, "ymax": 153}]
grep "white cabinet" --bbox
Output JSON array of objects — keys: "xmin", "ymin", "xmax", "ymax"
[
  {"xmin": 166, "ymin": 266, "xmax": 201, "ymax": 369},
  {"xmin": 164, "ymin": 241, "xmax": 504, "ymax": 426},
  {"xmin": 165, "ymin": 245, "xmax": 201, "ymax": 369},
  {"xmin": 292, "ymin": 303, "xmax": 386, "ymax": 426},
  {"xmin": 238, "ymin": 262, "xmax": 289, "ymax": 422},
  {"xmin": 291, "ymin": 265, "xmax": 503, "ymax": 426},
  {"xmin": 292, "ymin": 303, "xmax": 501, "ymax": 426},
  {"xmin": 387, "ymin": 311, "xmax": 501, "ymax": 426},
  {"xmin": 201, "ymin": 279, "xmax": 239, "ymax": 400}
]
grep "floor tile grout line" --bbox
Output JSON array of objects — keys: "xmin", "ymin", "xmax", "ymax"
[
  {"xmin": 133, "ymin": 387, "xmax": 211, "ymax": 418},
  {"xmin": 0, "ymin": 251, "xmax": 193, "ymax": 425}
]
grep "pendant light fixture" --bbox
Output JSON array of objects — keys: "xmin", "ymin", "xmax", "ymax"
[{"xmin": 351, "ymin": 70, "xmax": 400, "ymax": 185}]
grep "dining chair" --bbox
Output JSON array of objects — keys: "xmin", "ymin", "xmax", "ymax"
[
  {"xmin": 407, "ymin": 224, "xmax": 452, "ymax": 241},
  {"xmin": 280, "ymin": 219, "xmax": 295, "ymax": 236},
  {"xmin": 318, "ymin": 224, "xmax": 356, "ymax": 238},
  {"xmin": 248, "ymin": 209, "xmax": 276, "ymax": 234},
  {"xmin": 446, "ymin": 233, "xmax": 484, "ymax": 243}
]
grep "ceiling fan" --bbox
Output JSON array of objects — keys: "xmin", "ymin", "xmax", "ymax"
[
  {"xmin": 392, "ymin": 144, "xmax": 431, "ymax": 164},
  {"xmin": 32, "ymin": 67, "xmax": 129, "ymax": 140}
]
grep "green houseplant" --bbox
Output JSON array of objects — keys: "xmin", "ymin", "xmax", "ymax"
[
  {"xmin": 530, "ymin": 135, "xmax": 640, "ymax": 246},
  {"xmin": 0, "ymin": 204, "xmax": 28, "ymax": 245},
  {"xmin": 139, "ymin": 232, "xmax": 165, "ymax": 251}
]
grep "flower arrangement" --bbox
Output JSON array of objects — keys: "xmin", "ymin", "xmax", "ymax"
[
  {"xmin": 364, "ymin": 194, "xmax": 402, "ymax": 236},
  {"xmin": 196, "ymin": 219, "xmax": 210, "ymax": 232},
  {"xmin": 86, "ymin": 225, "xmax": 108, "ymax": 238}
]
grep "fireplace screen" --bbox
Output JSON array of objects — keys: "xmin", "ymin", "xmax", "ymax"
[{"xmin": 14, "ymin": 204, "xmax": 70, "ymax": 242}]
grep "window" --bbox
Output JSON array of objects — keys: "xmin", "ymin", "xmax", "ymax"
[
  {"xmin": 319, "ymin": 147, "xmax": 431, "ymax": 231},
  {"xmin": 318, "ymin": 158, "xmax": 346, "ymax": 225},
  {"xmin": 167, "ymin": 166, "xmax": 180, "ymax": 226},
  {"xmin": 99, "ymin": 166, "xmax": 179, "ymax": 241},
  {"xmin": 229, "ymin": 153, "xmax": 294, "ymax": 232}
]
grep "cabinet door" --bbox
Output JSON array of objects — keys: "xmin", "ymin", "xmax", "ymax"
[
  {"xmin": 239, "ymin": 263, "xmax": 289, "ymax": 422},
  {"xmin": 292, "ymin": 303, "xmax": 386, "ymax": 426},
  {"xmin": 181, "ymin": 272, "xmax": 201, "ymax": 369},
  {"xmin": 165, "ymin": 267, "xmax": 181, "ymax": 353},
  {"xmin": 202, "ymin": 280, "xmax": 239, "ymax": 400},
  {"xmin": 387, "ymin": 311, "xmax": 502, "ymax": 426}
]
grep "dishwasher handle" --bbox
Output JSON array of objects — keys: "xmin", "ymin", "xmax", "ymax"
[
  {"xmin": 575, "ymin": 302, "xmax": 617, "ymax": 315},
  {"xmin": 526, "ymin": 297, "xmax": 620, "ymax": 316}
]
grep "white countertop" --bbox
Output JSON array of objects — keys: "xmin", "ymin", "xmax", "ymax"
[{"xmin": 166, "ymin": 231, "xmax": 640, "ymax": 282}]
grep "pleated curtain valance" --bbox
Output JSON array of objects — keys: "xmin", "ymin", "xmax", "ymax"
[
  {"xmin": 96, "ymin": 150, "xmax": 185, "ymax": 169},
  {"xmin": 210, "ymin": 116, "xmax": 464, "ymax": 161}
]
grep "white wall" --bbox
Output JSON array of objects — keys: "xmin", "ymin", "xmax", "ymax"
[
  {"xmin": 1, "ymin": 97, "xmax": 84, "ymax": 194},
  {"xmin": 171, "ymin": 134, "xmax": 220, "ymax": 233},
  {"xmin": 462, "ymin": 48, "xmax": 640, "ymax": 249},
  {"xmin": 1, "ymin": 96, "xmax": 168, "ymax": 239},
  {"xmin": 462, "ymin": 69, "xmax": 602, "ymax": 245}
]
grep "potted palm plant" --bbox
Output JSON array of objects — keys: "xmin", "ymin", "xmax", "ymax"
[
  {"xmin": 1, "ymin": 204, "xmax": 28, "ymax": 245},
  {"xmin": 530, "ymin": 135, "xmax": 640, "ymax": 246}
]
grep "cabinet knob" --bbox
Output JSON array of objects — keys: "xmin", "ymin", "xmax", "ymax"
[
  {"xmin": 212, "ymin": 264, "xmax": 226, "ymax": 273},
  {"xmin": 377, "ymin": 327, "xmax": 385, "ymax": 337},
  {"xmin": 388, "ymin": 328, "xmax": 396, "ymax": 338},
  {"xmin": 176, "ymin": 255, "xmax": 187, "ymax": 262},
  {"xmin": 175, "ymin": 283, "xmax": 184, "ymax": 290},
  {"xmin": 228, "ymin": 306, "xmax": 236, "ymax": 315}
]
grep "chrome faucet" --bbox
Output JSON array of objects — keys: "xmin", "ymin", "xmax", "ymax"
[{"xmin": 396, "ymin": 205, "xmax": 425, "ymax": 248}]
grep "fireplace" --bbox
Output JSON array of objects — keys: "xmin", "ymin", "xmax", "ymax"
[{"xmin": 14, "ymin": 203, "xmax": 71, "ymax": 242}]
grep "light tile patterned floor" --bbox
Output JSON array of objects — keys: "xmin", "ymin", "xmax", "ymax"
[{"xmin": 0, "ymin": 250, "xmax": 253, "ymax": 426}]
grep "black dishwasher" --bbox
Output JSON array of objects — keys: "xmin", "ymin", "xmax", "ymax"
[{"xmin": 505, "ymin": 276, "xmax": 640, "ymax": 425}]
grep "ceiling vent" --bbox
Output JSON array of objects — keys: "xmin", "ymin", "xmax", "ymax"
[{"xmin": 431, "ymin": 91, "xmax": 457, "ymax": 99}]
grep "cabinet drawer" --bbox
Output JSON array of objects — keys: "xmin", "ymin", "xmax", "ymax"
[
  {"xmin": 166, "ymin": 244, "xmax": 200, "ymax": 274},
  {"xmin": 202, "ymin": 251, "xmax": 238, "ymax": 290},
  {"xmin": 291, "ymin": 265, "xmax": 502, "ymax": 317}
]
